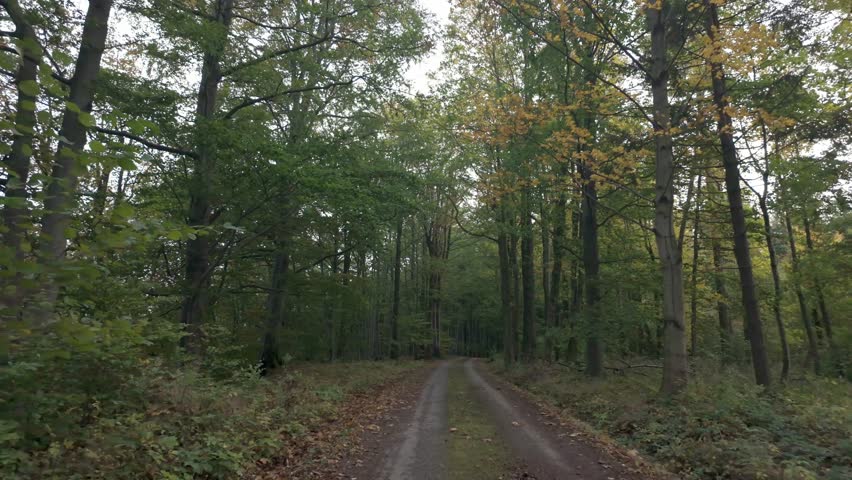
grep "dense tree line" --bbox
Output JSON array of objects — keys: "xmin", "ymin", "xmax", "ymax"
[{"xmin": 439, "ymin": 0, "xmax": 850, "ymax": 393}]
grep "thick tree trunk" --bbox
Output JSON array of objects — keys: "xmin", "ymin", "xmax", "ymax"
[
  {"xmin": 786, "ymin": 212, "xmax": 820, "ymax": 374},
  {"xmin": 391, "ymin": 217, "xmax": 403, "ymax": 359},
  {"xmin": 179, "ymin": 0, "xmax": 234, "ymax": 354},
  {"xmin": 425, "ymin": 216, "xmax": 449, "ymax": 358},
  {"xmin": 521, "ymin": 189, "xmax": 536, "ymax": 361},
  {"xmin": 498, "ymin": 204, "xmax": 515, "ymax": 367},
  {"xmin": 581, "ymin": 170, "xmax": 602, "ymax": 377},
  {"xmin": 0, "ymin": 0, "xmax": 42, "ymax": 315},
  {"xmin": 705, "ymin": 0, "xmax": 771, "ymax": 386},
  {"xmin": 34, "ymin": 0, "xmax": 114, "ymax": 321},
  {"xmin": 648, "ymin": 3, "xmax": 688, "ymax": 395},
  {"xmin": 261, "ymin": 249, "xmax": 288, "ymax": 373}
]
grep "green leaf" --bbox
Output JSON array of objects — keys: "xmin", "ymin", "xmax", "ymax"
[
  {"xmin": 157, "ymin": 435, "xmax": 179, "ymax": 449},
  {"xmin": 53, "ymin": 50, "xmax": 73, "ymax": 65},
  {"xmin": 113, "ymin": 202, "xmax": 134, "ymax": 219},
  {"xmin": 117, "ymin": 156, "xmax": 137, "ymax": 171},
  {"xmin": 20, "ymin": 100, "xmax": 36, "ymax": 111},
  {"xmin": 65, "ymin": 101, "xmax": 81, "ymax": 114},
  {"xmin": 19, "ymin": 80, "xmax": 39, "ymax": 97},
  {"xmin": 78, "ymin": 112, "xmax": 96, "ymax": 128},
  {"xmin": 89, "ymin": 140, "xmax": 106, "ymax": 153},
  {"xmin": 127, "ymin": 119, "xmax": 147, "ymax": 135}
]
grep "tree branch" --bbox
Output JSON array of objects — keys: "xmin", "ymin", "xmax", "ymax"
[{"xmin": 94, "ymin": 126, "xmax": 197, "ymax": 158}]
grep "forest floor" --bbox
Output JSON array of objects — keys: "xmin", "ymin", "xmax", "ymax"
[{"xmin": 338, "ymin": 358, "xmax": 658, "ymax": 480}]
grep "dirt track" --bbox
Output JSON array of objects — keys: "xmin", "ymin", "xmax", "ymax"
[{"xmin": 345, "ymin": 359, "xmax": 654, "ymax": 480}]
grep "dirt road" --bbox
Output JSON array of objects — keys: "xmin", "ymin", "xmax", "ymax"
[
  {"xmin": 373, "ymin": 362, "xmax": 449, "ymax": 480},
  {"xmin": 346, "ymin": 359, "xmax": 653, "ymax": 480}
]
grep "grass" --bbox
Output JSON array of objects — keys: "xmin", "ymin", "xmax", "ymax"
[
  {"xmin": 489, "ymin": 359, "xmax": 852, "ymax": 480},
  {"xmin": 446, "ymin": 363, "xmax": 515, "ymax": 480}
]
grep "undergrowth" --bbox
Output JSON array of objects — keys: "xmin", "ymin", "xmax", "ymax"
[
  {"xmin": 492, "ymin": 360, "xmax": 852, "ymax": 480},
  {"xmin": 0, "ymin": 318, "xmax": 420, "ymax": 479}
]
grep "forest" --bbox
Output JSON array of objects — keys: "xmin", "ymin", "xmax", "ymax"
[{"xmin": 0, "ymin": 0, "xmax": 850, "ymax": 479}]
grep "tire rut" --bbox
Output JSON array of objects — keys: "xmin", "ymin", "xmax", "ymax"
[{"xmin": 464, "ymin": 358, "xmax": 652, "ymax": 480}]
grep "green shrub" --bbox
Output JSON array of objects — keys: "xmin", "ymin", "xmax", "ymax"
[
  {"xmin": 2, "ymin": 317, "xmax": 421, "ymax": 479},
  {"xmin": 494, "ymin": 361, "xmax": 852, "ymax": 480}
]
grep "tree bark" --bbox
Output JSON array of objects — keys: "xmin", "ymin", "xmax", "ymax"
[
  {"xmin": 0, "ymin": 0, "xmax": 42, "ymax": 315},
  {"xmin": 689, "ymin": 176, "xmax": 702, "ymax": 355},
  {"xmin": 648, "ymin": 2, "xmax": 688, "ymax": 394},
  {"xmin": 179, "ymin": 0, "xmax": 234, "ymax": 354},
  {"xmin": 705, "ymin": 0, "xmax": 771, "ymax": 386},
  {"xmin": 581, "ymin": 166, "xmax": 602, "ymax": 377},
  {"xmin": 521, "ymin": 189, "xmax": 536, "ymax": 361},
  {"xmin": 712, "ymin": 239, "xmax": 734, "ymax": 361},
  {"xmin": 541, "ymin": 191, "xmax": 552, "ymax": 355},
  {"xmin": 261, "ymin": 248, "xmax": 288, "ymax": 373},
  {"xmin": 757, "ymin": 133, "xmax": 790, "ymax": 380},
  {"xmin": 36, "ymin": 0, "xmax": 114, "ymax": 321},
  {"xmin": 498, "ymin": 203, "xmax": 515, "ymax": 367},
  {"xmin": 787, "ymin": 212, "xmax": 820, "ymax": 374},
  {"xmin": 547, "ymin": 188, "xmax": 567, "ymax": 353},
  {"xmin": 391, "ymin": 217, "xmax": 403, "ymax": 359},
  {"xmin": 509, "ymin": 230, "xmax": 521, "ymax": 361},
  {"xmin": 803, "ymin": 216, "xmax": 833, "ymax": 345},
  {"xmin": 425, "ymin": 214, "xmax": 449, "ymax": 358}
]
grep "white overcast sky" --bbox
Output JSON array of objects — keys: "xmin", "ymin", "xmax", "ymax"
[{"xmin": 403, "ymin": 0, "xmax": 452, "ymax": 94}]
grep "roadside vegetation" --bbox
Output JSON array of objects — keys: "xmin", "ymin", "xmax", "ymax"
[
  {"xmin": 2, "ymin": 328, "xmax": 420, "ymax": 480},
  {"xmin": 494, "ymin": 361, "xmax": 852, "ymax": 480}
]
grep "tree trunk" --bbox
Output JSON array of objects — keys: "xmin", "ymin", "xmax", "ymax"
[
  {"xmin": 498, "ymin": 204, "xmax": 515, "ymax": 367},
  {"xmin": 391, "ymin": 217, "xmax": 403, "ymax": 359},
  {"xmin": 756, "ymin": 126, "xmax": 790, "ymax": 381},
  {"xmin": 35, "ymin": 0, "xmax": 114, "ymax": 320},
  {"xmin": 786, "ymin": 212, "xmax": 820, "ymax": 374},
  {"xmin": 425, "ymin": 216, "xmax": 449, "ymax": 358},
  {"xmin": 581, "ymin": 168, "xmax": 602, "ymax": 377},
  {"xmin": 509, "ymin": 230, "xmax": 521, "ymax": 361},
  {"xmin": 548, "ymin": 188, "xmax": 567, "ymax": 355},
  {"xmin": 566, "ymin": 206, "xmax": 582, "ymax": 362},
  {"xmin": 0, "ymin": 0, "xmax": 42, "ymax": 315},
  {"xmin": 648, "ymin": 2, "xmax": 688, "ymax": 394},
  {"xmin": 521, "ymin": 189, "xmax": 536, "ymax": 361},
  {"xmin": 705, "ymin": 0, "xmax": 771, "ymax": 386},
  {"xmin": 179, "ymin": 0, "xmax": 234, "ymax": 354},
  {"xmin": 712, "ymin": 239, "xmax": 734, "ymax": 361},
  {"xmin": 803, "ymin": 216, "xmax": 834, "ymax": 345},
  {"xmin": 689, "ymin": 176, "xmax": 702, "ymax": 355},
  {"xmin": 760, "ymin": 198, "xmax": 790, "ymax": 380},
  {"xmin": 541, "ymin": 192, "xmax": 553, "ymax": 356},
  {"xmin": 261, "ymin": 249, "xmax": 288, "ymax": 373}
]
